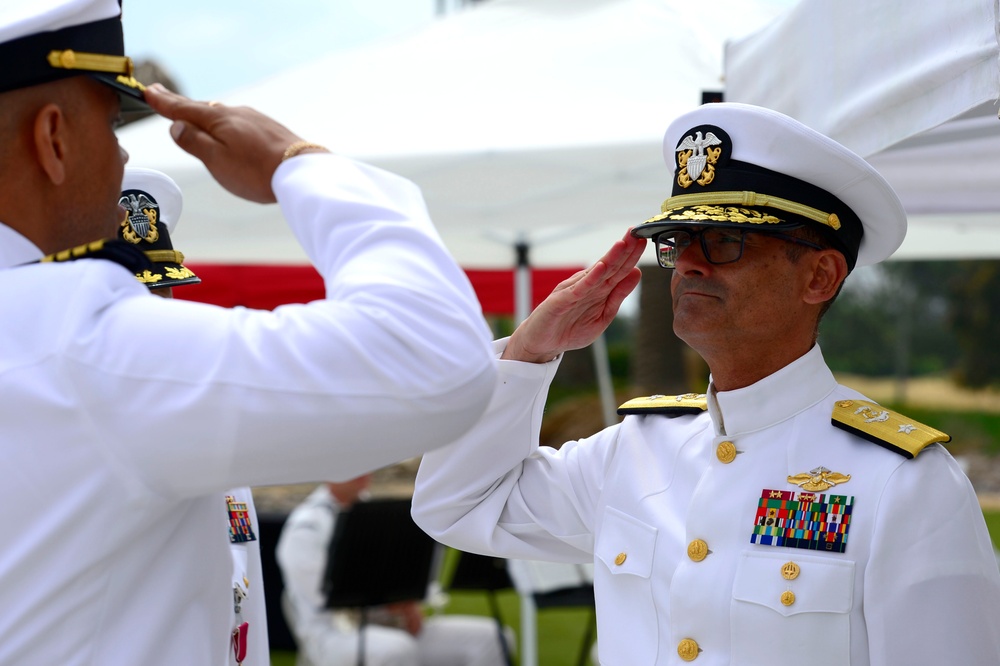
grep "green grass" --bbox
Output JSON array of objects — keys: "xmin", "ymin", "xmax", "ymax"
[
  {"xmin": 271, "ymin": 652, "xmax": 296, "ymax": 666},
  {"xmin": 270, "ymin": 547, "xmax": 597, "ymax": 666},
  {"xmin": 441, "ymin": 588, "xmax": 595, "ymax": 666},
  {"xmin": 984, "ymin": 510, "xmax": 1000, "ymax": 548},
  {"xmin": 269, "ymin": 588, "xmax": 595, "ymax": 666}
]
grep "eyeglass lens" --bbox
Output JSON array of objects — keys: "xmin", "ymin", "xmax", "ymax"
[{"xmin": 655, "ymin": 228, "xmax": 746, "ymax": 268}]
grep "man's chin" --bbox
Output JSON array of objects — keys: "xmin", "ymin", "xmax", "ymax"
[
  {"xmin": 673, "ymin": 295, "xmax": 720, "ymax": 319},
  {"xmin": 672, "ymin": 309, "xmax": 721, "ymax": 346}
]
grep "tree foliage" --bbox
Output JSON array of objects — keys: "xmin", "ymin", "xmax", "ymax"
[
  {"xmin": 818, "ymin": 262, "xmax": 958, "ymax": 378},
  {"xmin": 632, "ymin": 266, "xmax": 693, "ymax": 394},
  {"xmin": 819, "ymin": 259, "xmax": 1000, "ymax": 388},
  {"xmin": 945, "ymin": 261, "xmax": 1000, "ymax": 388}
]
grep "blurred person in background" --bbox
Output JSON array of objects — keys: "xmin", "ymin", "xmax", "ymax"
[{"xmin": 278, "ymin": 474, "xmax": 513, "ymax": 666}]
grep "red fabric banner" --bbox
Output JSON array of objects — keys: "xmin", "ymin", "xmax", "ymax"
[{"xmin": 176, "ymin": 263, "xmax": 582, "ymax": 316}]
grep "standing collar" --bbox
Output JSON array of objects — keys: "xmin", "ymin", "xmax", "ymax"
[
  {"xmin": 707, "ymin": 345, "xmax": 837, "ymax": 436},
  {"xmin": 0, "ymin": 222, "xmax": 43, "ymax": 267}
]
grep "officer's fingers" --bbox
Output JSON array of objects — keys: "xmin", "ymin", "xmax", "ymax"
[
  {"xmin": 605, "ymin": 267, "xmax": 642, "ymax": 314},
  {"xmin": 144, "ymin": 84, "xmax": 219, "ymax": 129},
  {"xmin": 607, "ymin": 240, "xmax": 646, "ymax": 288},
  {"xmin": 548, "ymin": 266, "xmax": 591, "ymax": 295},
  {"xmin": 168, "ymin": 119, "xmax": 222, "ymax": 166},
  {"xmin": 582, "ymin": 240, "xmax": 633, "ymax": 290},
  {"xmin": 603, "ymin": 231, "xmax": 646, "ymax": 278},
  {"xmin": 623, "ymin": 229, "xmax": 648, "ymax": 262},
  {"xmin": 561, "ymin": 233, "xmax": 640, "ymax": 294},
  {"xmin": 574, "ymin": 247, "xmax": 638, "ymax": 300}
]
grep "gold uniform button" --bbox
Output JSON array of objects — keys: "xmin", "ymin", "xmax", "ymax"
[
  {"xmin": 716, "ymin": 440, "xmax": 737, "ymax": 464},
  {"xmin": 687, "ymin": 539, "xmax": 709, "ymax": 562},
  {"xmin": 614, "ymin": 552, "xmax": 627, "ymax": 566},
  {"xmin": 781, "ymin": 590, "xmax": 796, "ymax": 606},
  {"xmin": 677, "ymin": 638, "xmax": 700, "ymax": 661},
  {"xmin": 781, "ymin": 561, "xmax": 800, "ymax": 580}
]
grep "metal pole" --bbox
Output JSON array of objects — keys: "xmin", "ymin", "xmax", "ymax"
[
  {"xmin": 893, "ymin": 264, "xmax": 912, "ymax": 405},
  {"xmin": 591, "ymin": 333, "xmax": 618, "ymax": 427},
  {"xmin": 514, "ymin": 238, "xmax": 532, "ymax": 324}
]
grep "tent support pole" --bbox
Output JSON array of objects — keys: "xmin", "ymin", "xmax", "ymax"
[
  {"xmin": 514, "ymin": 238, "xmax": 532, "ymax": 324},
  {"xmin": 591, "ymin": 333, "xmax": 617, "ymax": 428},
  {"xmin": 512, "ymin": 238, "xmax": 617, "ymax": 428}
]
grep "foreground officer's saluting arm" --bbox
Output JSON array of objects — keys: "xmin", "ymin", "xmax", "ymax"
[
  {"xmin": 75, "ymin": 86, "xmax": 498, "ymax": 495},
  {"xmin": 145, "ymin": 84, "xmax": 320, "ymax": 204}
]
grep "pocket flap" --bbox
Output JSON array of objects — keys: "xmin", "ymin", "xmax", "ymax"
[
  {"xmin": 733, "ymin": 551, "xmax": 854, "ymax": 616},
  {"xmin": 596, "ymin": 507, "xmax": 657, "ymax": 578}
]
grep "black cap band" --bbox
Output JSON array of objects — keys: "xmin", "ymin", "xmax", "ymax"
[
  {"xmin": 0, "ymin": 15, "xmax": 125, "ymax": 93},
  {"xmin": 676, "ymin": 159, "xmax": 864, "ymax": 267},
  {"xmin": 634, "ymin": 122, "xmax": 865, "ymax": 269}
]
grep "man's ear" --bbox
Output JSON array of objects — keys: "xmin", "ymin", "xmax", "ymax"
[
  {"xmin": 803, "ymin": 249, "xmax": 849, "ymax": 305},
  {"xmin": 33, "ymin": 103, "xmax": 67, "ymax": 185}
]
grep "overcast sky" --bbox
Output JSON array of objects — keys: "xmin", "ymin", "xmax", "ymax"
[{"xmin": 122, "ymin": 1, "xmax": 441, "ymax": 100}]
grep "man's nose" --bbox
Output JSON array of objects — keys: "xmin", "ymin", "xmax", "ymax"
[{"xmin": 672, "ymin": 237, "xmax": 711, "ymax": 276}]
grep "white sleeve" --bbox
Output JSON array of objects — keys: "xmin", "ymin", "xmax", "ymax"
[
  {"xmin": 62, "ymin": 154, "xmax": 496, "ymax": 497},
  {"xmin": 412, "ymin": 339, "xmax": 605, "ymax": 563},
  {"xmin": 863, "ymin": 446, "xmax": 1000, "ymax": 663}
]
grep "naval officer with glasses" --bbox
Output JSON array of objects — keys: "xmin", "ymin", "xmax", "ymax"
[{"xmin": 412, "ymin": 103, "xmax": 1000, "ymax": 665}]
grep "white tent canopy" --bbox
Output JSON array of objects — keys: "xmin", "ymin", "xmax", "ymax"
[
  {"xmin": 724, "ymin": 0, "xmax": 1000, "ymax": 260},
  {"xmin": 119, "ymin": 0, "xmax": 795, "ymax": 428},
  {"xmin": 119, "ymin": 0, "xmax": 794, "ymax": 269}
]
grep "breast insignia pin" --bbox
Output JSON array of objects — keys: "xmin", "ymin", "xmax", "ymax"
[{"xmin": 787, "ymin": 466, "xmax": 851, "ymax": 492}]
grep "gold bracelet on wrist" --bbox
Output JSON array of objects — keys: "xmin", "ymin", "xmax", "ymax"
[{"xmin": 281, "ymin": 140, "xmax": 329, "ymax": 162}]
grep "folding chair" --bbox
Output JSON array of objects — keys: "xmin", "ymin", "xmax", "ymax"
[
  {"xmin": 506, "ymin": 560, "xmax": 596, "ymax": 666},
  {"xmin": 446, "ymin": 551, "xmax": 516, "ymax": 666},
  {"xmin": 322, "ymin": 498, "xmax": 438, "ymax": 666}
]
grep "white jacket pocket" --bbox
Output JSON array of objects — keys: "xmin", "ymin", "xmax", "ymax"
[
  {"xmin": 732, "ymin": 550, "xmax": 854, "ymax": 665},
  {"xmin": 593, "ymin": 507, "xmax": 658, "ymax": 665}
]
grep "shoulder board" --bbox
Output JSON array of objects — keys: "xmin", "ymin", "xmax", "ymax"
[
  {"xmin": 617, "ymin": 393, "xmax": 708, "ymax": 417},
  {"xmin": 40, "ymin": 239, "xmax": 153, "ymax": 274},
  {"xmin": 831, "ymin": 399, "xmax": 950, "ymax": 459}
]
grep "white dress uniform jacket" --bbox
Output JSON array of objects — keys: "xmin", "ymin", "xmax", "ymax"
[
  {"xmin": 0, "ymin": 154, "xmax": 495, "ymax": 665},
  {"xmin": 413, "ymin": 341, "xmax": 1000, "ymax": 665}
]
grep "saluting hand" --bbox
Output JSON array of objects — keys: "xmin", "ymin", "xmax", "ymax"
[
  {"xmin": 143, "ymin": 84, "xmax": 320, "ymax": 204},
  {"xmin": 502, "ymin": 230, "xmax": 646, "ymax": 363}
]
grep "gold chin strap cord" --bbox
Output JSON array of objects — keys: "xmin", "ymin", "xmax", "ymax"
[
  {"xmin": 47, "ymin": 49, "xmax": 134, "ymax": 76},
  {"xmin": 661, "ymin": 191, "xmax": 842, "ymax": 230},
  {"xmin": 143, "ymin": 250, "xmax": 186, "ymax": 265}
]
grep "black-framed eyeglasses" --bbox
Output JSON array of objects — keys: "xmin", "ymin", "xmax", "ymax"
[{"xmin": 653, "ymin": 227, "xmax": 825, "ymax": 269}]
